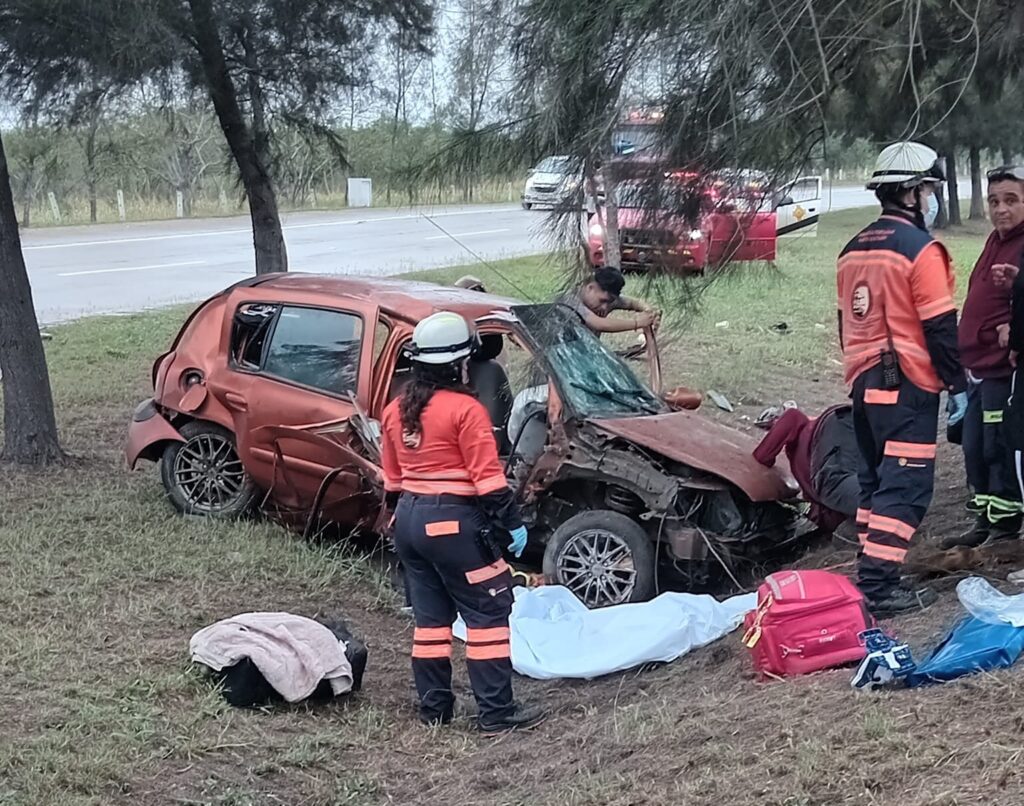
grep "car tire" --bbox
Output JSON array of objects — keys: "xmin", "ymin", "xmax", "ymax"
[
  {"xmin": 542, "ymin": 510, "xmax": 655, "ymax": 608},
  {"xmin": 522, "ymin": 202, "xmax": 533, "ymax": 210},
  {"xmin": 160, "ymin": 420, "xmax": 258, "ymax": 518}
]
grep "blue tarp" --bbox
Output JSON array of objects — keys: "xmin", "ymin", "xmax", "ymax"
[{"xmin": 906, "ymin": 616, "xmax": 1024, "ymax": 687}]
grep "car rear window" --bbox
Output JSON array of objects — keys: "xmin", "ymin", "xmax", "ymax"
[{"xmin": 263, "ymin": 307, "xmax": 363, "ymax": 396}]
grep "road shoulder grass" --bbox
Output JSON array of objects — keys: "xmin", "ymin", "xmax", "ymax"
[{"xmin": 3, "ymin": 208, "xmax": 1019, "ymax": 806}]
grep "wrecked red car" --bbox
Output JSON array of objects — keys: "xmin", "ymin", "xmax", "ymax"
[{"xmin": 126, "ymin": 275, "xmax": 803, "ymax": 608}]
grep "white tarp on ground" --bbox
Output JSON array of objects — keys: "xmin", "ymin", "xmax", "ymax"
[{"xmin": 454, "ymin": 586, "xmax": 756, "ymax": 680}]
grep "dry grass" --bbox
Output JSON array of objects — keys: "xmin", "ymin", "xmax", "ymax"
[{"xmin": 3, "ymin": 209, "xmax": 1024, "ymax": 805}]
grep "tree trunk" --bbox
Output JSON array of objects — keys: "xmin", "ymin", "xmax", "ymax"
[
  {"xmin": 935, "ymin": 184, "xmax": 949, "ymax": 230},
  {"xmin": 946, "ymin": 150, "xmax": 962, "ymax": 227},
  {"xmin": 187, "ymin": 0, "xmax": 286, "ymax": 275},
  {"xmin": 1004, "ymin": 146, "xmax": 1015, "ymax": 166},
  {"xmin": 0, "ymin": 132, "xmax": 64, "ymax": 465},
  {"xmin": 18, "ymin": 167, "xmax": 34, "ymax": 229},
  {"xmin": 602, "ymin": 172, "xmax": 622, "ymax": 270},
  {"xmin": 969, "ymin": 145, "xmax": 985, "ymax": 220},
  {"xmin": 89, "ymin": 185, "xmax": 98, "ymax": 223},
  {"xmin": 86, "ymin": 124, "xmax": 99, "ymax": 223}
]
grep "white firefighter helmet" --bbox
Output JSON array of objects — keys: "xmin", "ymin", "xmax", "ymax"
[
  {"xmin": 408, "ymin": 311, "xmax": 476, "ymax": 365},
  {"xmin": 866, "ymin": 141, "xmax": 945, "ymax": 190}
]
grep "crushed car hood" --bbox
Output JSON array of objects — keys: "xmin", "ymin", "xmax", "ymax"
[{"xmin": 592, "ymin": 411, "xmax": 798, "ymax": 502}]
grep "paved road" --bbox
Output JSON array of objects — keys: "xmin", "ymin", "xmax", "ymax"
[{"xmin": 22, "ymin": 180, "xmax": 972, "ymax": 324}]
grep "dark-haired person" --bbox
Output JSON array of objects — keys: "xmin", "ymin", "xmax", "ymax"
[
  {"xmin": 453, "ymin": 275, "xmax": 487, "ymax": 293},
  {"xmin": 380, "ymin": 311, "xmax": 544, "ymax": 734},
  {"xmin": 942, "ymin": 166, "xmax": 1024, "ymax": 548},
  {"xmin": 556, "ymin": 265, "xmax": 660, "ymax": 335}
]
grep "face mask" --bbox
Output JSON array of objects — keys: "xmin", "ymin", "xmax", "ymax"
[{"xmin": 922, "ymin": 193, "xmax": 939, "ymax": 230}]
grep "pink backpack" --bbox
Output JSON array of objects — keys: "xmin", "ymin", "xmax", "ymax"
[{"xmin": 742, "ymin": 570, "xmax": 874, "ymax": 678}]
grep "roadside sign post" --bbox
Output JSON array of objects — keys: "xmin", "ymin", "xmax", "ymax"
[
  {"xmin": 176, "ymin": 191, "xmax": 185, "ymax": 218},
  {"xmin": 117, "ymin": 189, "xmax": 127, "ymax": 222},
  {"xmin": 47, "ymin": 192, "xmax": 61, "ymax": 223}
]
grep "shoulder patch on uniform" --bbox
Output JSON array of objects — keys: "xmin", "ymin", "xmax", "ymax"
[{"xmin": 852, "ymin": 283, "xmax": 872, "ymax": 318}]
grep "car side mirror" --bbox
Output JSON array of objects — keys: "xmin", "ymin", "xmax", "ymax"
[
  {"xmin": 527, "ymin": 168, "xmax": 536, "ymax": 176},
  {"xmin": 774, "ymin": 194, "xmax": 795, "ymax": 209}
]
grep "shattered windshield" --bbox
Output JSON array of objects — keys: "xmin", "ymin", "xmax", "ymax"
[{"xmin": 512, "ymin": 304, "xmax": 666, "ymax": 418}]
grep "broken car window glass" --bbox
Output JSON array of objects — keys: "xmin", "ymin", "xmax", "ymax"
[
  {"xmin": 231, "ymin": 303, "xmax": 279, "ymax": 369},
  {"xmin": 513, "ymin": 304, "xmax": 664, "ymax": 418},
  {"xmin": 263, "ymin": 306, "xmax": 363, "ymax": 396}
]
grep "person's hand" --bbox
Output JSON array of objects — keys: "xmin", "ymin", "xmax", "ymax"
[
  {"xmin": 507, "ymin": 526, "xmax": 528, "ymax": 558},
  {"xmin": 992, "ymin": 263, "xmax": 1020, "ymax": 288},
  {"xmin": 636, "ymin": 311, "xmax": 657, "ymax": 330},
  {"xmin": 947, "ymin": 391, "xmax": 969, "ymax": 426},
  {"xmin": 998, "ymin": 323, "xmax": 1011, "ymax": 349}
]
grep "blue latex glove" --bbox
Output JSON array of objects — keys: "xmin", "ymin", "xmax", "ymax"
[
  {"xmin": 947, "ymin": 392, "xmax": 969, "ymax": 426},
  {"xmin": 508, "ymin": 526, "xmax": 528, "ymax": 558}
]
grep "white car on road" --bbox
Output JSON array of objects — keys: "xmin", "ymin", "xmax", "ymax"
[{"xmin": 522, "ymin": 156, "xmax": 580, "ymax": 209}]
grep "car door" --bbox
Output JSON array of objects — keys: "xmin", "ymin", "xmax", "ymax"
[
  {"xmin": 210, "ymin": 299, "xmax": 379, "ymax": 525},
  {"xmin": 774, "ymin": 176, "xmax": 823, "ymax": 237},
  {"xmin": 706, "ymin": 210, "xmax": 778, "ymax": 264}
]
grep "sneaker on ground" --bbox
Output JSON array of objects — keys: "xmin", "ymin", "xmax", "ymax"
[
  {"xmin": 868, "ymin": 585, "xmax": 938, "ymax": 617},
  {"xmin": 478, "ymin": 701, "xmax": 546, "ymax": 735}
]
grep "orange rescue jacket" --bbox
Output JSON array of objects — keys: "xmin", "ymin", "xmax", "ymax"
[
  {"xmin": 837, "ymin": 214, "xmax": 957, "ymax": 393},
  {"xmin": 381, "ymin": 389, "xmax": 509, "ymax": 498}
]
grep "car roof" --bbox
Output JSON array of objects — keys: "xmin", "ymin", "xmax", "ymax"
[{"xmin": 251, "ymin": 273, "xmax": 523, "ymax": 323}]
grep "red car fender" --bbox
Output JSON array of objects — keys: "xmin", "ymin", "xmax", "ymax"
[{"xmin": 125, "ymin": 399, "xmax": 185, "ymax": 469}]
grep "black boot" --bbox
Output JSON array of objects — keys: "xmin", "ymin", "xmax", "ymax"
[
  {"xmin": 478, "ymin": 701, "xmax": 546, "ymax": 735},
  {"xmin": 939, "ymin": 515, "xmax": 989, "ymax": 550},
  {"xmin": 867, "ymin": 585, "xmax": 938, "ymax": 617},
  {"xmin": 987, "ymin": 513, "xmax": 1023, "ymax": 543}
]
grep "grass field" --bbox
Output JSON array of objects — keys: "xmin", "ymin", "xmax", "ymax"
[{"xmin": 4, "ymin": 207, "xmax": 1024, "ymax": 806}]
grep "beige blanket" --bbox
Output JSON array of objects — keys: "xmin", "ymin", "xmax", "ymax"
[{"xmin": 190, "ymin": 612, "xmax": 354, "ymax": 702}]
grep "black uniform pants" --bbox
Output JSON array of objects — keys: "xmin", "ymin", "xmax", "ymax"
[
  {"xmin": 962, "ymin": 375, "xmax": 1021, "ymax": 524},
  {"xmin": 394, "ymin": 494, "xmax": 515, "ymax": 723},
  {"xmin": 852, "ymin": 366, "xmax": 939, "ymax": 600}
]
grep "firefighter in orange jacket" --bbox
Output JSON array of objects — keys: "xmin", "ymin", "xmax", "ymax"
[
  {"xmin": 381, "ymin": 311, "xmax": 545, "ymax": 734},
  {"xmin": 837, "ymin": 141, "xmax": 969, "ymax": 616}
]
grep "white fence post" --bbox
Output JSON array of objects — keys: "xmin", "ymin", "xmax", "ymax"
[
  {"xmin": 47, "ymin": 192, "xmax": 61, "ymax": 223},
  {"xmin": 176, "ymin": 191, "xmax": 185, "ymax": 218},
  {"xmin": 219, "ymin": 188, "xmax": 228, "ymax": 211},
  {"xmin": 116, "ymin": 189, "xmax": 127, "ymax": 223}
]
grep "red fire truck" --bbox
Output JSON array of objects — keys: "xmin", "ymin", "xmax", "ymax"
[{"xmin": 585, "ymin": 111, "xmax": 821, "ymax": 273}]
